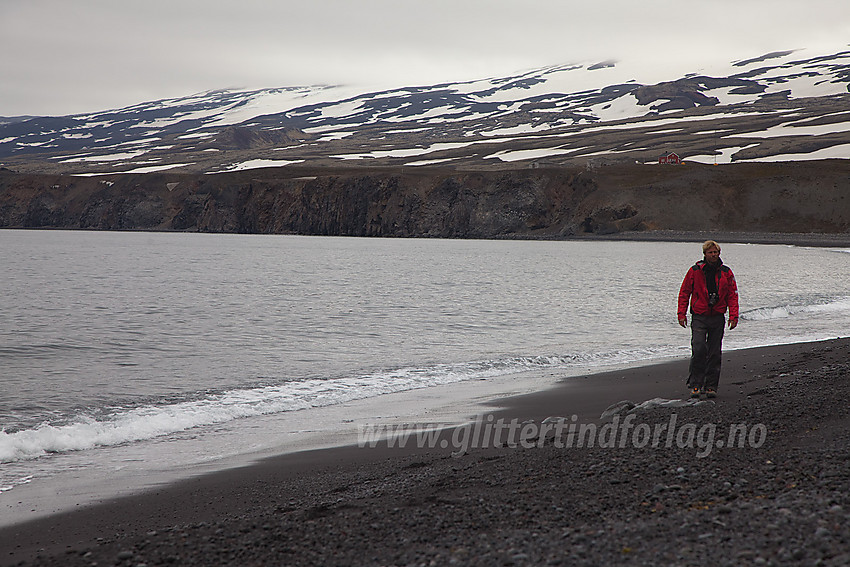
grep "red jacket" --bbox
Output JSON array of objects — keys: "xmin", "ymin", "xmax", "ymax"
[{"xmin": 678, "ymin": 260, "xmax": 739, "ymax": 321}]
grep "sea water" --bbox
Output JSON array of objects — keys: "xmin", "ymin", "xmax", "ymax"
[{"xmin": 1, "ymin": 231, "xmax": 848, "ymax": 522}]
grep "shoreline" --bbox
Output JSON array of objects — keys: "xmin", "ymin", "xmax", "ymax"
[
  {"xmin": 568, "ymin": 230, "xmax": 850, "ymax": 248},
  {"xmin": 3, "ymin": 226, "xmax": 850, "ymax": 248},
  {"xmin": 2, "ymin": 337, "xmax": 848, "ymax": 566},
  {"xmin": 0, "ymin": 364, "xmax": 568, "ymax": 530}
]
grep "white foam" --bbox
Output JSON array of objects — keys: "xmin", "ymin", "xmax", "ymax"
[
  {"xmin": 0, "ymin": 346, "xmax": 687, "ymax": 464},
  {"xmin": 741, "ymin": 296, "xmax": 850, "ymax": 321}
]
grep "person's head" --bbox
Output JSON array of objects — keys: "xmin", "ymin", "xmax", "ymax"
[{"xmin": 702, "ymin": 240, "xmax": 721, "ymax": 263}]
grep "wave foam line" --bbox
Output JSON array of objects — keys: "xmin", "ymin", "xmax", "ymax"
[
  {"xmin": 741, "ymin": 296, "xmax": 850, "ymax": 321},
  {"xmin": 0, "ymin": 345, "xmax": 680, "ymax": 463}
]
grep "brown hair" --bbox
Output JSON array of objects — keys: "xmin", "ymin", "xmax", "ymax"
[{"xmin": 702, "ymin": 240, "xmax": 720, "ymax": 253}]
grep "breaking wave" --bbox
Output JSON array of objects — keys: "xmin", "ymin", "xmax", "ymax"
[
  {"xmin": 740, "ymin": 296, "xmax": 850, "ymax": 321},
  {"xmin": 0, "ymin": 345, "xmax": 682, "ymax": 463}
]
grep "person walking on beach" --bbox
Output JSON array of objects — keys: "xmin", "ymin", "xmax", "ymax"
[{"xmin": 678, "ymin": 240, "xmax": 739, "ymax": 398}]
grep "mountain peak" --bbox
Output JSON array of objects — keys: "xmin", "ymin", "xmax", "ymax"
[{"xmin": 2, "ymin": 47, "xmax": 849, "ymax": 174}]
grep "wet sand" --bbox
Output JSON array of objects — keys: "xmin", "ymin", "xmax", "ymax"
[{"xmin": 2, "ymin": 337, "xmax": 848, "ymax": 566}]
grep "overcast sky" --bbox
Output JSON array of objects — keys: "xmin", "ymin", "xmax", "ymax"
[{"xmin": 2, "ymin": 0, "xmax": 848, "ymax": 117}]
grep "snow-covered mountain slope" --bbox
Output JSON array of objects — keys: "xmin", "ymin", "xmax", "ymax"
[{"xmin": 2, "ymin": 47, "xmax": 850, "ymax": 174}]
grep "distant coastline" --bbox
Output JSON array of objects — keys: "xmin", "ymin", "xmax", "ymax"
[
  {"xmin": 2, "ymin": 162, "xmax": 850, "ymax": 240},
  {"xmin": 569, "ymin": 230, "xmax": 850, "ymax": 248},
  {"xmin": 5, "ymin": 225, "xmax": 850, "ymax": 249}
]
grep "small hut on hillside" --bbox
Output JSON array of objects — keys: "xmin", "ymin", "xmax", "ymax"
[{"xmin": 658, "ymin": 152, "xmax": 682, "ymax": 165}]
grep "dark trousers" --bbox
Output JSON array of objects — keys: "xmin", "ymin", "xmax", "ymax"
[{"xmin": 688, "ymin": 313, "xmax": 726, "ymax": 389}]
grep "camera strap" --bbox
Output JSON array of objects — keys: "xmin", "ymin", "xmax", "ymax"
[{"xmin": 704, "ymin": 263, "xmax": 719, "ymax": 297}]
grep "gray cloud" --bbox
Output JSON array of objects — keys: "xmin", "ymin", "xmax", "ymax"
[{"xmin": 1, "ymin": 0, "xmax": 848, "ymax": 116}]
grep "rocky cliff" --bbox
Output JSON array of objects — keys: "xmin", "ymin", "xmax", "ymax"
[{"xmin": 2, "ymin": 161, "xmax": 849, "ymax": 239}]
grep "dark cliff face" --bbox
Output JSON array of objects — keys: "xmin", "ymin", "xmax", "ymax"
[
  {"xmin": 0, "ymin": 168, "xmax": 589, "ymax": 237},
  {"xmin": 1, "ymin": 162, "xmax": 849, "ymax": 238}
]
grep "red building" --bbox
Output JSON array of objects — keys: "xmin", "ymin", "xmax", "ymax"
[{"xmin": 658, "ymin": 152, "xmax": 681, "ymax": 164}]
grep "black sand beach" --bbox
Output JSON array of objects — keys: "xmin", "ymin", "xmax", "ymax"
[{"xmin": 2, "ymin": 338, "xmax": 849, "ymax": 566}]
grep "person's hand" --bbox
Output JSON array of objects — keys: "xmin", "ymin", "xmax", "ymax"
[
  {"xmin": 678, "ymin": 317, "xmax": 687, "ymax": 328},
  {"xmin": 729, "ymin": 319, "xmax": 738, "ymax": 330}
]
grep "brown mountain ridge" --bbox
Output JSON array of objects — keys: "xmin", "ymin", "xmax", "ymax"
[{"xmin": 2, "ymin": 161, "xmax": 849, "ymax": 243}]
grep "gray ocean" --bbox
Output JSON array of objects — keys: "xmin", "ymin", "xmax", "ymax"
[{"xmin": 1, "ymin": 230, "xmax": 848, "ymax": 509}]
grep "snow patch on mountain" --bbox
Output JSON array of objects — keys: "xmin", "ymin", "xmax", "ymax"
[{"xmin": 2, "ymin": 45, "xmax": 850, "ymax": 173}]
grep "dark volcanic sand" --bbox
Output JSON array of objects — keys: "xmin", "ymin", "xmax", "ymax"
[{"xmin": 2, "ymin": 339, "xmax": 849, "ymax": 566}]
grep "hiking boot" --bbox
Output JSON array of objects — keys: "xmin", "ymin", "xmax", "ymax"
[
  {"xmin": 705, "ymin": 388, "xmax": 717, "ymax": 399},
  {"xmin": 690, "ymin": 387, "xmax": 701, "ymax": 398}
]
